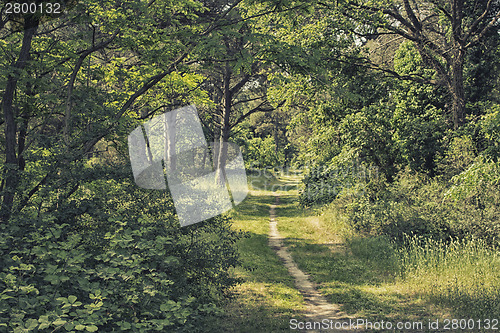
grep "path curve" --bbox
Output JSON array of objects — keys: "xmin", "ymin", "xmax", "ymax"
[{"xmin": 268, "ymin": 194, "xmax": 359, "ymax": 332}]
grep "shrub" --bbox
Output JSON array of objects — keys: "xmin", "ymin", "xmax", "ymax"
[
  {"xmin": 479, "ymin": 104, "xmax": 500, "ymax": 160},
  {"xmin": 334, "ymin": 165, "xmax": 500, "ymax": 247},
  {"xmin": 244, "ymin": 136, "xmax": 284, "ymax": 169},
  {"xmin": 444, "ymin": 156, "xmax": 500, "ymax": 245},
  {"xmin": 299, "ymin": 149, "xmax": 379, "ymax": 206},
  {"xmin": 0, "ymin": 178, "xmax": 242, "ymax": 332}
]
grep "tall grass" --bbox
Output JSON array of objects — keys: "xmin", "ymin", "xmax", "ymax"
[{"xmin": 399, "ymin": 235, "xmax": 500, "ymax": 319}]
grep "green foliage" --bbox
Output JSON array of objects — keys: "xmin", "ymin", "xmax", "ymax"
[
  {"xmin": 0, "ymin": 205, "xmax": 240, "ymax": 332},
  {"xmin": 392, "ymin": 41, "xmax": 447, "ymax": 175},
  {"xmin": 337, "ymin": 103, "xmax": 396, "ymax": 176},
  {"xmin": 295, "ymin": 37, "xmax": 499, "ymax": 246},
  {"xmin": 299, "ymin": 149, "xmax": 379, "ymax": 206},
  {"xmin": 284, "ymin": 69, "xmax": 395, "ymax": 173},
  {"xmin": 435, "ymin": 135, "xmax": 477, "ymax": 178},
  {"xmin": 244, "ymin": 136, "xmax": 284, "ymax": 169},
  {"xmin": 333, "ymin": 163, "xmax": 500, "ymax": 247},
  {"xmin": 1, "ymin": 1, "xmax": 252, "ymax": 330},
  {"xmin": 479, "ymin": 104, "xmax": 500, "ymax": 160},
  {"xmin": 444, "ymin": 156, "xmax": 500, "ymax": 244}
]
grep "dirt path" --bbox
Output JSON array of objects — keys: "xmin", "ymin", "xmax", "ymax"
[{"xmin": 268, "ymin": 194, "xmax": 360, "ymax": 332}]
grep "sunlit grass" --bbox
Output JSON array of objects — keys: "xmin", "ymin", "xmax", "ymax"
[
  {"xmin": 400, "ymin": 236, "xmax": 500, "ymax": 319},
  {"xmin": 206, "ymin": 171, "xmax": 500, "ymax": 332},
  {"xmin": 286, "ymin": 193, "xmax": 499, "ymax": 330},
  {"xmin": 204, "ymin": 173, "xmax": 305, "ymax": 332},
  {"xmin": 273, "ymin": 173, "xmax": 499, "ymax": 331}
]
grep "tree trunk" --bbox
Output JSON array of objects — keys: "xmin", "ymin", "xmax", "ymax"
[
  {"xmin": 164, "ymin": 110, "xmax": 177, "ymax": 173},
  {"xmin": 215, "ymin": 65, "xmax": 232, "ymax": 186},
  {"xmin": 273, "ymin": 112, "xmax": 279, "ymax": 154},
  {"xmin": 0, "ymin": 17, "xmax": 39, "ymax": 223},
  {"xmin": 450, "ymin": 53, "xmax": 466, "ymax": 129}
]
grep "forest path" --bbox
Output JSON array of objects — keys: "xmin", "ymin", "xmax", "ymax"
[
  {"xmin": 268, "ymin": 193, "xmax": 359, "ymax": 333},
  {"xmin": 208, "ymin": 173, "xmax": 452, "ymax": 332}
]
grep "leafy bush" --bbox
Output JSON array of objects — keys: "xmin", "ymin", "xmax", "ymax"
[
  {"xmin": 435, "ymin": 135, "xmax": 477, "ymax": 179},
  {"xmin": 444, "ymin": 156, "xmax": 500, "ymax": 245},
  {"xmin": 244, "ymin": 136, "xmax": 284, "ymax": 169},
  {"xmin": 299, "ymin": 149, "xmax": 379, "ymax": 206},
  {"xmin": 335, "ymin": 170, "xmax": 448, "ymax": 243},
  {"xmin": 321, "ymin": 126, "xmax": 500, "ymax": 247},
  {"xmin": 333, "ymin": 162, "xmax": 500, "ymax": 247},
  {"xmin": 479, "ymin": 104, "xmax": 500, "ymax": 160},
  {"xmin": 0, "ymin": 176, "xmax": 242, "ymax": 332}
]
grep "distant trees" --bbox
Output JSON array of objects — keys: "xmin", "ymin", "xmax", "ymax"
[
  {"xmin": 192, "ymin": 4, "xmax": 298, "ymax": 182},
  {"xmin": 281, "ymin": 2, "xmax": 500, "ymax": 248},
  {"xmin": 270, "ymin": 0, "xmax": 500, "ymax": 177}
]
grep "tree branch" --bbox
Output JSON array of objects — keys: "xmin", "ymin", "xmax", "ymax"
[
  {"xmin": 464, "ymin": 0, "xmax": 495, "ymax": 42},
  {"xmin": 64, "ymin": 31, "xmax": 119, "ymax": 144},
  {"xmin": 230, "ymin": 100, "xmax": 285, "ymax": 129},
  {"xmin": 472, "ymin": 10, "xmax": 500, "ymax": 46},
  {"xmin": 403, "ymin": 0, "xmax": 422, "ymax": 31},
  {"xmin": 78, "ymin": 47, "xmax": 193, "ymax": 155}
]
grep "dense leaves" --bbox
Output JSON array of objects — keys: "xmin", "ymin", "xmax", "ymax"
[{"xmin": 0, "ymin": 209, "xmax": 240, "ymax": 331}]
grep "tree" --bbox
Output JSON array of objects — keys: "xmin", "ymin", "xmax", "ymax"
[
  {"xmin": 0, "ymin": 0, "xmax": 251, "ymax": 223},
  {"xmin": 193, "ymin": 3, "xmax": 297, "ymax": 183},
  {"xmin": 0, "ymin": 0, "xmax": 254, "ymax": 330},
  {"xmin": 319, "ymin": 0, "xmax": 500, "ymax": 129},
  {"xmin": 1, "ymin": 13, "xmax": 41, "ymax": 222},
  {"xmin": 391, "ymin": 41, "xmax": 448, "ymax": 175}
]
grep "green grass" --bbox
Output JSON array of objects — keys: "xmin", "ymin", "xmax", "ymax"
[
  {"xmin": 275, "ymin": 190, "xmax": 446, "ymax": 327},
  {"xmin": 274, "ymin": 173, "xmax": 500, "ymax": 331},
  {"xmin": 400, "ymin": 236, "xmax": 500, "ymax": 320},
  {"xmin": 203, "ymin": 174, "xmax": 305, "ymax": 332},
  {"xmin": 205, "ymin": 171, "xmax": 500, "ymax": 332}
]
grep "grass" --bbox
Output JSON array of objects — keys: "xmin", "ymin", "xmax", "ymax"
[
  {"xmin": 202, "ymin": 173, "xmax": 305, "ymax": 332},
  {"xmin": 400, "ymin": 236, "xmax": 500, "ymax": 320},
  {"xmin": 205, "ymin": 171, "xmax": 500, "ymax": 332},
  {"xmin": 274, "ymin": 172, "xmax": 499, "ymax": 331},
  {"xmin": 276, "ymin": 193, "xmax": 446, "ymax": 327}
]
